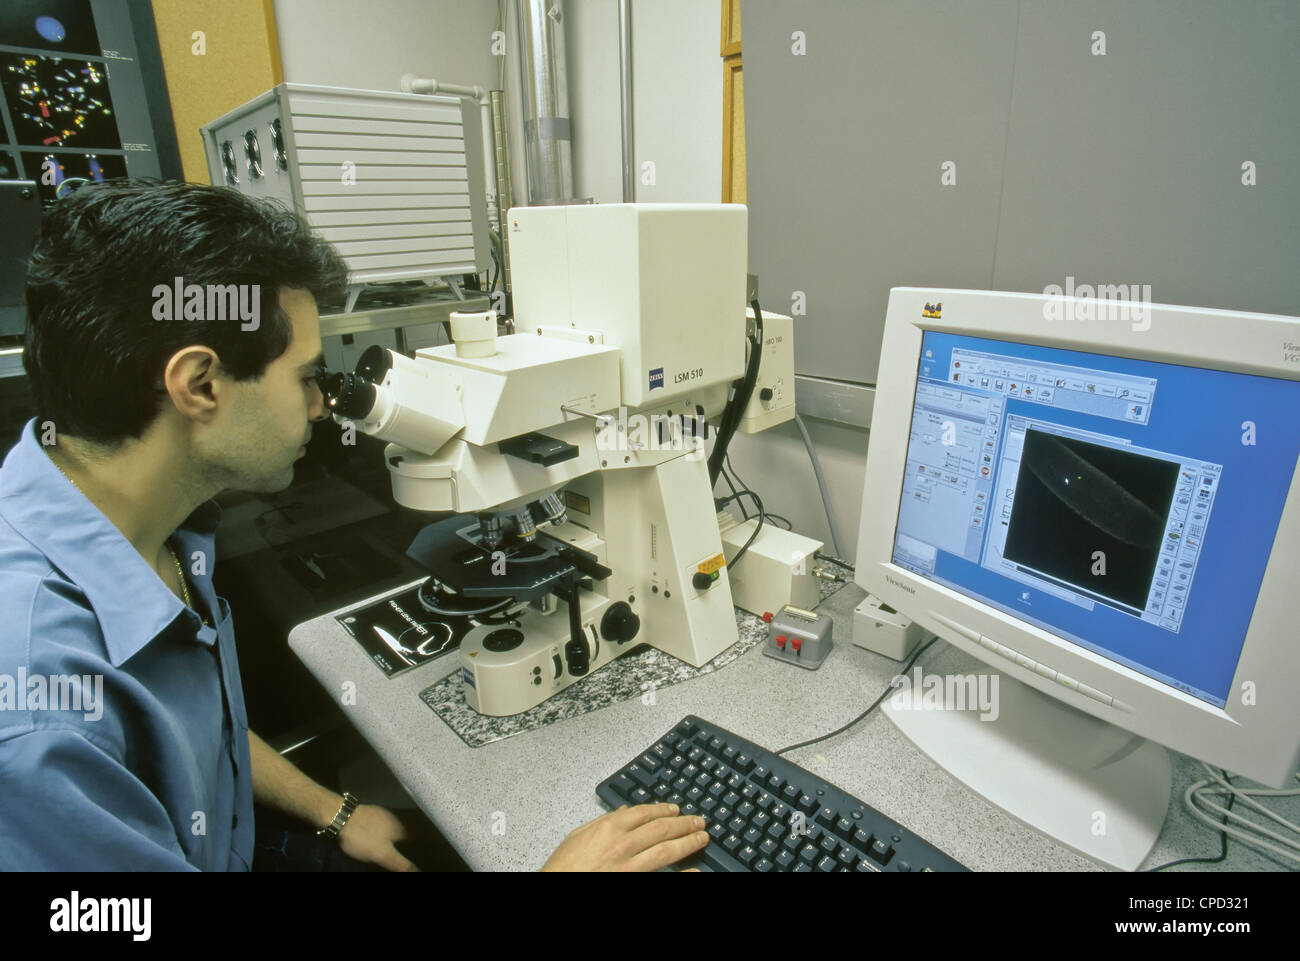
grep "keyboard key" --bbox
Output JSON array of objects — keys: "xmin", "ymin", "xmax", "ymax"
[
  {"xmin": 682, "ymin": 763, "xmax": 699, "ymax": 779},
  {"xmin": 797, "ymin": 794, "xmax": 817, "ymax": 814},
  {"xmin": 870, "ymin": 839, "xmax": 895, "ymax": 865},
  {"xmin": 754, "ymin": 857, "xmax": 774, "ymax": 873},
  {"xmin": 728, "ymin": 817, "xmax": 746, "ymax": 835},
  {"xmin": 708, "ymin": 736, "xmax": 726, "ymax": 754},
  {"xmin": 707, "ymin": 782, "xmax": 726, "ymax": 799},
  {"xmin": 684, "ymin": 785, "xmax": 703, "ymax": 802},
  {"xmin": 652, "ymin": 783, "xmax": 671, "ymax": 800},
  {"xmin": 672, "ymin": 777, "xmax": 689, "ymax": 793},
  {"xmin": 743, "ymin": 827, "xmax": 762, "ymax": 845},
  {"xmin": 714, "ymin": 805, "xmax": 731, "ymax": 823},
  {"xmin": 707, "ymin": 822, "xmax": 726, "ymax": 840},
  {"xmin": 855, "ymin": 858, "xmax": 879, "ymax": 873},
  {"xmin": 819, "ymin": 835, "xmax": 838, "ymax": 854},
  {"xmin": 759, "ymin": 838, "xmax": 778, "ymax": 857},
  {"xmin": 782, "ymin": 784, "xmax": 801, "ymax": 803},
  {"xmin": 767, "ymin": 774, "xmax": 785, "ymax": 793},
  {"xmin": 782, "ymin": 834, "xmax": 802, "ymax": 853},
  {"xmin": 722, "ymin": 834, "xmax": 742, "ymax": 853},
  {"xmin": 722, "ymin": 746, "xmax": 738, "ymax": 765},
  {"xmin": 835, "ymin": 817, "xmax": 855, "ymax": 840},
  {"xmin": 766, "ymin": 822, "xmax": 785, "ymax": 842},
  {"xmin": 681, "ymin": 802, "xmax": 698, "ymax": 816},
  {"xmin": 679, "ymin": 719, "xmax": 698, "ymax": 737},
  {"xmin": 740, "ymin": 784, "xmax": 759, "ymax": 800},
  {"xmin": 700, "ymin": 756, "xmax": 717, "ymax": 773},
  {"xmin": 667, "ymin": 793, "xmax": 685, "ymax": 806},
  {"xmin": 631, "ymin": 787, "xmax": 651, "ymax": 804},
  {"xmin": 816, "ymin": 855, "xmax": 837, "ymax": 872},
  {"xmin": 816, "ymin": 805, "xmax": 837, "ymax": 827},
  {"xmin": 725, "ymin": 773, "xmax": 744, "ymax": 790},
  {"xmin": 836, "ymin": 845, "xmax": 858, "ymax": 867},
  {"xmin": 734, "ymin": 753, "xmax": 754, "ymax": 773},
  {"xmin": 694, "ymin": 773, "xmax": 712, "ymax": 789},
  {"xmin": 723, "ymin": 791, "xmax": 742, "ymax": 807},
  {"xmin": 700, "ymin": 797, "xmax": 719, "ymax": 815},
  {"xmin": 793, "ymin": 863, "xmax": 812, "ymax": 872},
  {"xmin": 668, "ymin": 754, "xmax": 686, "ymax": 771},
  {"xmin": 737, "ymin": 801, "xmax": 756, "ymax": 819},
  {"xmin": 852, "ymin": 828, "xmax": 873, "ymax": 851},
  {"xmin": 775, "ymin": 850, "xmax": 795, "ymax": 870},
  {"xmin": 798, "ymin": 844, "xmax": 819, "ymax": 866},
  {"xmin": 756, "ymin": 793, "xmax": 775, "ymax": 812},
  {"xmin": 753, "ymin": 764, "xmax": 771, "ymax": 783},
  {"xmin": 737, "ymin": 845, "xmax": 759, "ymax": 867},
  {"xmin": 611, "ymin": 773, "xmax": 636, "ymax": 798},
  {"xmin": 639, "ymin": 753, "xmax": 662, "ymax": 772}
]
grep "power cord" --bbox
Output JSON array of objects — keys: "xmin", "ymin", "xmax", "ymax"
[{"xmin": 774, "ymin": 635, "xmax": 940, "ymax": 756}]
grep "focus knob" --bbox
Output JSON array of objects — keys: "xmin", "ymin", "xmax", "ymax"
[
  {"xmin": 599, "ymin": 602, "xmax": 641, "ymax": 644},
  {"xmin": 692, "ymin": 572, "xmax": 713, "ymax": 591},
  {"xmin": 759, "ymin": 387, "xmax": 774, "ymax": 402}
]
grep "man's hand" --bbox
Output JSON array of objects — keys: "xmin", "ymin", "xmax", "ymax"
[
  {"xmin": 541, "ymin": 803, "xmax": 709, "ymax": 872},
  {"xmin": 337, "ymin": 804, "xmax": 417, "ymax": 872}
]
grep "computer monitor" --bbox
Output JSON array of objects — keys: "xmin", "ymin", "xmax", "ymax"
[{"xmin": 855, "ymin": 287, "xmax": 1300, "ymax": 870}]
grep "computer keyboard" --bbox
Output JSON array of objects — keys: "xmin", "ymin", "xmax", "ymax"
[{"xmin": 596, "ymin": 715, "xmax": 969, "ymax": 872}]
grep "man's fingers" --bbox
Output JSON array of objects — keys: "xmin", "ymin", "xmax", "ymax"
[
  {"xmin": 378, "ymin": 847, "xmax": 419, "ymax": 872},
  {"xmin": 626, "ymin": 813, "xmax": 706, "ymax": 853},
  {"xmin": 629, "ymin": 829, "xmax": 710, "ymax": 872},
  {"xmin": 609, "ymin": 802, "xmax": 680, "ymax": 829}
]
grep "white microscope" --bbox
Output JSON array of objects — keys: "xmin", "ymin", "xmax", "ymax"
[{"xmin": 323, "ymin": 204, "xmax": 799, "ymax": 715}]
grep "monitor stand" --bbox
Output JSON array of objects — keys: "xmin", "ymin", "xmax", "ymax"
[{"xmin": 883, "ymin": 667, "xmax": 1172, "ymax": 871}]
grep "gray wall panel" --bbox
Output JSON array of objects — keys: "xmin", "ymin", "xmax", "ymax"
[
  {"xmin": 993, "ymin": 0, "xmax": 1300, "ymax": 319},
  {"xmin": 743, "ymin": 0, "xmax": 1300, "ymax": 393},
  {"xmin": 742, "ymin": 0, "xmax": 1020, "ymax": 385}
]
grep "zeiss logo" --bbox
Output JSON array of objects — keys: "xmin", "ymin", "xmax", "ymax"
[{"xmin": 649, "ymin": 367, "xmax": 664, "ymax": 391}]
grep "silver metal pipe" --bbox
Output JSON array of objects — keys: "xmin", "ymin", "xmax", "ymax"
[
  {"xmin": 515, "ymin": 0, "xmax": 576, "ymax": 205},
  {"xmin": 490, "ymin": 88, "xmax": 514, "ymax": 290},
  {"xmin": 618, "ymin": 0, "xmax": 635, "ymax": 202}
]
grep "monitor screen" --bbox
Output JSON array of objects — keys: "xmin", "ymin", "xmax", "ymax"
[{"xmin": 891, "ymin": 331, "xmax": 1300, "ymax": 709}]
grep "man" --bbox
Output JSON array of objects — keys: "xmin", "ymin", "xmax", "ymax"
[{"xmin": 0, "ymin": 180, "xmax": 708, "ymax": 872}]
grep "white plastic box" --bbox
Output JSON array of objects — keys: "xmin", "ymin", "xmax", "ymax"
[{"xmin": 200, "ymin": 83, "xmax": 490, "ymax": 287}]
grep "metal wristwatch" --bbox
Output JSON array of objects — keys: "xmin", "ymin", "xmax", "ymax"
[{"xmin": 316, "ymin": 792, "xmax": 360, "ymax": 841}]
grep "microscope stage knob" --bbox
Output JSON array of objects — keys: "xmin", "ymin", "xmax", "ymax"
[{"xmin": 599, "ymin": 602, "xmax": 641, "ymax": 644}]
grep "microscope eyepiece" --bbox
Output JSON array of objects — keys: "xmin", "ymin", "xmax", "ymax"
[
  {"xmin": 355, "ymin": 344, "xmax": 394, "ymax": 383},
  {"xmin": 323, "ymin": 371, "xmax": 378, "ymax": 419}
]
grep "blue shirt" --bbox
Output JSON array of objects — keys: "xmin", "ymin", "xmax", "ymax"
[{"xmin": 0, "ymin": 419, "xmax": 254, "ymax": 870}]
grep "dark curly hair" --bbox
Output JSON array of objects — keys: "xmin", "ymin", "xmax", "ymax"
[{"xmin": 23, "ymin": 179, "xmax": 348, "ymax": 444}]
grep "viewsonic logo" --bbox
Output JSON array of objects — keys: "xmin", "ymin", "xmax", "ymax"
[{"xmin": 885, "ymin": 575, "xmax": 916, "ymax": 595}]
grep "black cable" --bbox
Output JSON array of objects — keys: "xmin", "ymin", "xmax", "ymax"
[
  {"xmin": 775, "ymin": 635, "xmax": 940, "ymax": 756},
  {"xmin": 765, "ymin": 513, "xmax": 793, "ymax": 530},
  {"xmin": 1144, "ymin": 771, "xmax": 1236, "ymax": 871},
  {"xmin": 718, "ymin": 488, "xmax": 765, "ymax": 568},
  {"xmin": 707, "ymin": 300, "xmax": 764, "ymax": 487},
  {"xmin": 719, "ymin": 464, "xmax": 749, "ymax": 520}
]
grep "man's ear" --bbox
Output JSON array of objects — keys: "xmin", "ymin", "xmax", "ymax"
[{"xmin": 163, "ymin": 346, "xmax": 222, "ymax": 421}]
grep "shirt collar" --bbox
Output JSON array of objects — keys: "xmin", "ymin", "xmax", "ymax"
[{"xmin": 0, "ymin": 419, "xmax": 223, "ymax": 666}]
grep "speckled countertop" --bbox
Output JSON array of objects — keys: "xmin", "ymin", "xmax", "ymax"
[{"xmin": 288, "ymin": 577, "xmax": 1298, "ymax": 872}]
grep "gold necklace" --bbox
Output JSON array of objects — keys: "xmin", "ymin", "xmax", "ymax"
[{"xmin": 50, "ymin": 453, "xmax": 209, "ymax": 626}]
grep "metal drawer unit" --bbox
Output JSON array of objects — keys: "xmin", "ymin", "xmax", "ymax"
[{"xmin": 200, "ymin": 83, "xmax": 490, "ymax": 307}]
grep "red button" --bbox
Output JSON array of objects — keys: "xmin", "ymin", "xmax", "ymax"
[
  {"xmin": 762, "ymin": 611, "xmax": 773, "ymax": 623},
  {"xmin": 775, "ymin": 635, "xmax": 786, "ymax": 648},
  {"xmin": 791, "ymin": 638, "xmax": 803, "ymax": 653}
]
